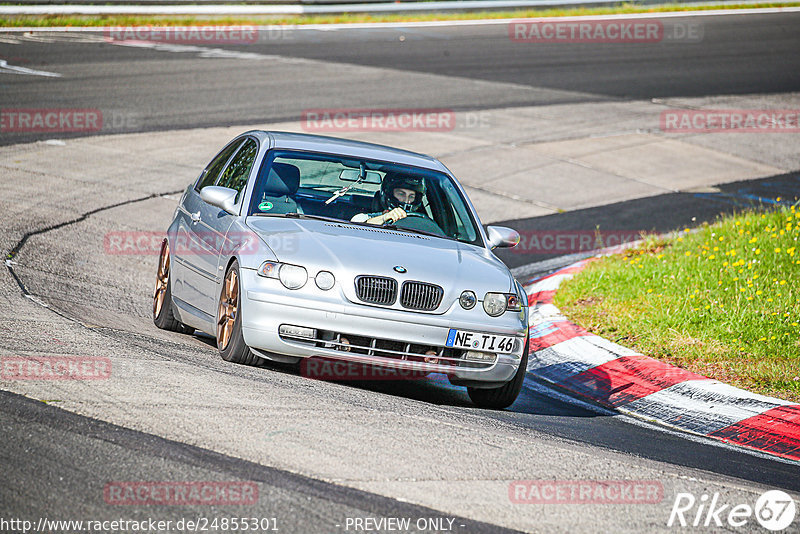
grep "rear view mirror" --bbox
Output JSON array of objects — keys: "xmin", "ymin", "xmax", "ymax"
[{"xmin": 339, "ymin": 169, "xmax": 383, "ymax": 184}]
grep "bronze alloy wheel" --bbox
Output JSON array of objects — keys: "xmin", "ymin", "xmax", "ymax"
[
  {"xmin": 153, "ymin": 241, "xmax": 170, "ymax": 318},
  {"xmin": 217, "ymin": 268, "xmax": 239, "ymax": 351}
]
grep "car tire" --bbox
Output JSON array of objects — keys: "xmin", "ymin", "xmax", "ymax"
[
  {"xmin": 467, "ymin": 337, "xmax": 529, "ymax": 410},
  {"xmin": 153, "ymin": 239, "xmax": 194, "ymax": 335},
  {"xmin": 217, "ymin": 260, "xmax": 264, "ymax": 366}
]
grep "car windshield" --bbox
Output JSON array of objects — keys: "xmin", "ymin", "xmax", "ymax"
[{"xmin": 248, "ymin": 149, "xmax": 482, "ymax": 246}]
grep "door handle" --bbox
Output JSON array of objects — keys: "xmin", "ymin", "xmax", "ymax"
[{"xmin": 191, "ymin": 211, "xmax": 201, "ymax": 223}]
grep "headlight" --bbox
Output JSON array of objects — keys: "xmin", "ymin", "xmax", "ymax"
[
  {"xmin": 258, "ymin": 261, "xmax": 307, "ymax": 290},
  {"xmin": 279, "ymin": 264, "xmax": 308, "ymax": 290},
  {"xmin": 483, "ymin": 292, "xmax": 507, "ymax": 317},
  {"xmin": 315, "ymin": 270, "xmax": 335, "ymax": 290},
  {"xmin": 459, "ymin": 290, "xmax": 477, "ymax": 310},
  {"xmin": 482, "ymin": 292, "xmax": 522, "ymax": 316}
]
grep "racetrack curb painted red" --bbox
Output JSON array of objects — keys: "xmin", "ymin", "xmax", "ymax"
[{"xmin": 522, "ymin": 259, "xmax": 800, "ymax": 462}]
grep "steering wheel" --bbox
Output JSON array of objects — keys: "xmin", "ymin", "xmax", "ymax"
[
  {"xmin": 386, "ymin": 211, "xmax": 446, "ymax": 236},
  {"xmin": 381, "ymin": 210, "xmax": 427, "ymax": 225}
]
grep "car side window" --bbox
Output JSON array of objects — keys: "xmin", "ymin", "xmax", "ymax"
[
  {"xmin": 216, "ymin": 138, "xmax": 258, "ymax": 203},
  {"xmin": 195, "ymin": 139, "xmax": 243, "ymax": 192}
]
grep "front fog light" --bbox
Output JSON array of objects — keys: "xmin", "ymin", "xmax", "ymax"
[
  {"xmin": 464, "ymin": 351, "xmax": 497, "ymax": 363},
  {"xmin": 459, "ymin": 290, "xmax": 477, "ymax": 310},
  {"xmin": 483, "ymin": 292, "xmax": 507, "ymax": 317},
  {"xmin": 279, "ymin": 264, "xmax": 307, "ymax": 290},
  {"xmin": 279, "ymin": 324, "xmax": 317, "ymax": 339},
  {"xmin": 315, "ymin": 270, "xmax": 335, "ymax": 290}
]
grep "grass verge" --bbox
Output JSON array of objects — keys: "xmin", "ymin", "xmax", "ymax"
[
  {"xmin": 554, "ymin": 201, "xmax": 800, "ymax": 402},
  {"xmin": 1, "ymin": 2, "xmax": 799, "ymax": 28}
]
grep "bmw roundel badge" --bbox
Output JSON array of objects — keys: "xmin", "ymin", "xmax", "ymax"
[{"xmin": 393, "ymin": 266, "xmax": 407, "ymax": 274}]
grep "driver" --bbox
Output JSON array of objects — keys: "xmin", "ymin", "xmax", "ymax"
[{"xmin": 351, "ymin": 173, "xmax": 426, "ymax": 225}]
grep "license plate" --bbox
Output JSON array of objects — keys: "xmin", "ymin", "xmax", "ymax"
[{"xmin": 446, "ymin": 329, "xmax": 516, "ymax": 353}]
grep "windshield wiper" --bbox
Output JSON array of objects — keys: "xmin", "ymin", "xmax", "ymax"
[
  {"xmin": 251, "ymin": 212, "xmax": 444, "ymax": 239},
  {"xmin": 284, "ymin": 213, "xmax": 344, "ymax": 223},
  {"xmin": 380, "ymin": 223, "xmax": 442, "ymax": 239}
]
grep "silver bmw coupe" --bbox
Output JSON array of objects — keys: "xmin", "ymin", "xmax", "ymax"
[{"xmin": 153, "ymin": 131, "xmax": 529, "ymax": 408}]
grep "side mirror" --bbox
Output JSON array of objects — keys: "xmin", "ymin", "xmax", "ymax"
[
  {"xmin": 486, "ymin": 226, "xmax": 520, "ymax": 250},
  {"xmin": 200, "ymin": 186, "xmax": 238, "ymax": 216}
]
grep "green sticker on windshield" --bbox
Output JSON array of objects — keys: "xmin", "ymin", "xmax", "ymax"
[{"xmin": 259, "ymin": 201, "xmax": 274, "ymax": 211}]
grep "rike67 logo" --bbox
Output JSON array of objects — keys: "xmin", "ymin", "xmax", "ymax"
[{"xmin": 668, "ymin": 490, "xmax": 796, "ymax": 531}]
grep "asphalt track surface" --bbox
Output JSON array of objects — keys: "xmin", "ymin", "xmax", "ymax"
[
  {"xmin": 1, "ymin": 11, "xmax": 800, "ymax": 533},
  {"xmin": 1, "ymin": 12, "xmax": 799, "ymax": 146}
]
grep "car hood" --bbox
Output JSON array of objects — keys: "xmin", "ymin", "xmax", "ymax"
[{"xmin": 246, "ymin": 217, "xmax": 514, "ymax": 308}]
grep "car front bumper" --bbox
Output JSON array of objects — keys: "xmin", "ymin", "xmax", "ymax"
[{"xmin": 239, "ymin": 269, "xmax": 528, "ymax": 385}]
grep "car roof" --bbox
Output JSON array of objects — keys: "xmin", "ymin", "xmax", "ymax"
[{"xmin": 246, "ymin": 130, "xmax": 450, "ymax": 173}]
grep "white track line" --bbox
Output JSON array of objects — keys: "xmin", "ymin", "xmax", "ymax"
[{"xmin": 0, "ymin": 59, "xmax": 62, "ymax": 77}]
